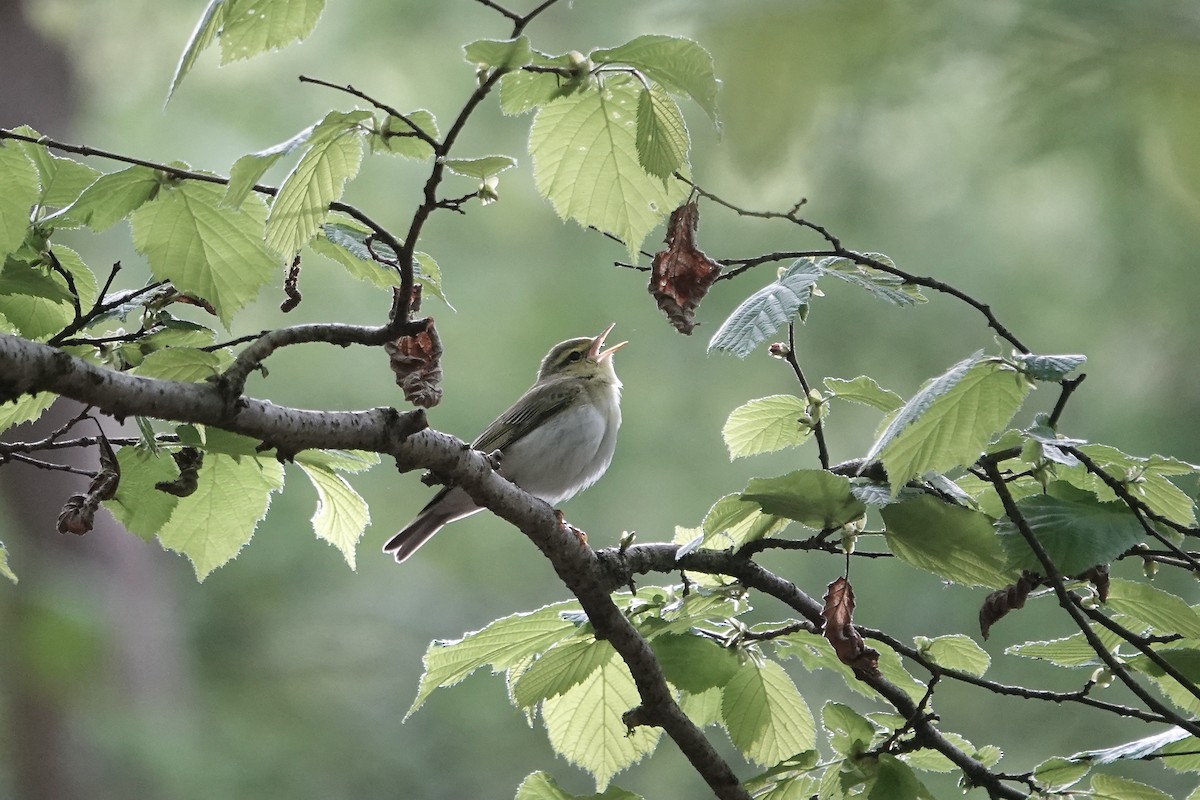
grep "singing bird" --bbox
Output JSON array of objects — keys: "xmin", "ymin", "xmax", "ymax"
[{"xmin": 384, "ymin": 323, "xmax": 627, "ymax": 562}]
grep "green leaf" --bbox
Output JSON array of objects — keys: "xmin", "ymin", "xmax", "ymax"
[
  {"xmin": 0, "ymin": 141, "xmax": 39, "ymax": 260},
  {"xmin": 10, "ymin": 131, "xmax": 102, "ymax": 210},
  {"xmin": 512, "ymin": 639, "xmax": 615, "ymax": 710},
  {"xmin": 266, "ymin": 110, "xmax": 371, "ymax": 256},
  {"xmin": 498, "ymin": 53, "xmax": 576, "ymax": 115},
  {"xmin": 408, "ymin": 602, "xmax": 581, "ymax": 717},
  {"xmin": 1106, "ymin": 578, "xmax": 1200, "ymax": 638},
  {"xmin": 0, "ymin": 253, "xmax": 92, "ymax": 340},
  {"xmin": 1060, "ymin": 444, "xmax": 1198, "ymax": 527},
  {"xmin": 371, "ymin": 111, "xmax": 439, "ymax": 161},
  {"xmin": 296, "ymin": 459, "xmax": 370, "ymax": 570},
  {"xmin": 529, "ymin": 73, "xmax": 688, "ymax": 257},
  {"xmin": 218, "ymin": 0, "xmax": 325, "ymax": 65},
  {"xmin": 591, "ymin": 35, "xmax": 720, "ymax": 124},
  {"xmin": 742, "ymin": 470, "xmax": 867, "ymax": 530},
  {"xmin": 708, "ymin": 259, "xmax": 821, "ymax": 358},
  {"xmin": 920, "ymin": 634, "xmax": 990, "ymax": 677},
  {"xmin": 650, "ymin": 633, "xmax": 740, "ymax": 694},
  {"xmin": 515, "ymin": 772, "xmax": 643, "ymax": 800},
  {"xmin": 542, "ymin": 657, "xmax": 662, "ymax": 790},
  {"xmin": 823, "ymin": 702, "xmax": 875, "ymax": 755},
  {"xmin": 168, "ymin": 0, "xmax": 228, "ymax": 100},
  {"xmin": 996, "ymin": 484, "xmax": 1144, "ymax": 575},
  {"xmin": 634, "ymin": 83, "xmax": 689, "ymax": 182},
  {"xmin": 866, "ymin": 353, "xmax": 1032, "ymax": 493},
  {"xmin": 130, "ymin": 348, "xmax": 226, "ymax": 382},
  {"xmin": 224, "ymin": 126, "xmax": 316, "ymax": 208},
  {"xmin": 441, "ymin": 155, "xmax": 517, "ymax": 179},
  {"xmin": 821, "ymin": 254, "xmax": 927, "ymax": 306},
  {"xmin": 722, "ymin": 394, "xmax": 811, "ymax": 459},
  {"xmin": 1011, "ymin": 352, "xmax": 1087, "ymax": 382},
  {"xmin": 312, "ymin": 221, "xmax": 451, "ymax": 306},
  {"xmin": 0, "ymin": 391, "xmax": 56, "ymax": 436},
  {"xmin": 1072, "ymin": 728, "xmax": 1191, "ymax": 767},
  {"xmin": 721, "ymin": 657, "xmax": 816, "ymax": 766},
  {"xmin": 902, "ymin": 732, "xmax": 995, "ymax": 774},
  {"xmin": 1005, "ymin": 630, "xmax": 1119, "ymax": 667},
  {"xmin": 698, "ymin": 493, "xmax": 789, "ymax": 549},
  {"xmin": 1089, "ymin": 774, "xmax": 1173, "ymax": 800},
  {"xmin": 882, "ymin": 492, "xmax": 1014, "ymax": 588},
  {"xmin": 463, "ymin": 36, "xmax": 532, "ymax": 70},
  {"xmin": 869, "ymin": 754, "xmax": 934, "ymax": 799},
  {"xmin": 131, "ymin": 178, "xmax": 279, "ymax": 325},
  {"xmin": 156, "ymin": 449, "xmax": 284, "ymax": 580},
  {"xmin": 104, "ymin": 447, "xmax": 183, "ymax": 538},
  {"xmin": 824, "ymin": 376, "xmax": 904, "ymax": 413},
  {"xmin": 1032, "ymin": 756, "xmax": 1091, "ymax": 790},
  {"xmin": 0, "ymin": 541, "xmax": 16, "ymax": 584},
  {"xmin": 53, "ymin": 166, "xmax": 161, "ymax": 231}
]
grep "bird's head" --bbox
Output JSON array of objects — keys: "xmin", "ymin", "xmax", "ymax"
[{"xmin": 537, "ymin": 322, "xmax": 627, "ymax": 383}]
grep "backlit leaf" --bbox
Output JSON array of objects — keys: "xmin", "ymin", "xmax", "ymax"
[
  {"xmin": 721, "ymin": 657, "xmax": 815, "ymax": 766},
  {"xmin": 882, "ymin": 492, "xmax": 1014, "ymax": 588},
  {"xmin": 742, "ymin": 470, "xmax": 866, "ymax": 530},
  {"xmin": 708, "ymin": 259, "xmax": 821, "ymax": 358},
  {"xmin": 592, "ymin": 35, "xmax": 720, "ymax": 124},
  {"xmin": 722, "ymin": 394, "xmax": 811, "ymax": 459},
  {"xmin": 218, "ymin": 0, "xmax": 325, "ymax": 65}
]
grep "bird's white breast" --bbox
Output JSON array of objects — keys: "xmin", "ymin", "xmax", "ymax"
[{"xmin": 501, "ymin": 386, "xmax": 621, "ymax": 505}]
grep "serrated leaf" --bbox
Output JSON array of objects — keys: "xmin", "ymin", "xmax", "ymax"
[
  {"xmin": 882, "ymin": 492, "xmax": 1014, "ymax": 588},
  {"xmin": 591, "ymin": 35, "xmax": 720, "ymax": 124},
  {"xmin": 296, "ymin": 460, "xmax": 369, "ymax": 569},
  {"xmin": 372, "ymin": 110, "xmax": 439, "ymax": 160},
  {"xmin": 168, "ymin": 0, "xmax": 227, "ymax": 100},
  {"xmin": 650, "ymin": 633, "xmax": 739, "ymax": 694},
  {"xmin": 721, "ymin": 658, "xmax": 815, "ymax": 766},
  {"xmin": 1012, "ymin": 352, "xmax": 1087, "ymax": 381},
  {"xmin": 312, "ymin": 222, "xmax": 451, "ymax": 306},
  {"xmin": 699, "ymin": 493, "xmax": 788, "ymax": 549},
  {"xmin": 866, "ymin": 353, "xmax": 1031, "ymax": 494},
  {"xmin": 0, "ymin": 391, "xmax": 56, "ymax": 436},
  {"xmin": 130, "ymin": 179, "xmax": 278, "ymax": 325},
  {"xmin": 635, "ymin": 83, "xmax": 689, "ymax": 182},
  {"xmin": 463, "ymin": 36, "xmax": 532, "ymax": 70},
  {"xmin": 156, "ymin": 450, "xmax": 284, "ymax": 580},
  {"xmin": 499, "ymin": 55, "xmax": 575, "ymax": 115},
  {"xmin": 130, "ymin": 348, "xmax": 226, "ymax": 382},
  {"xmin": 0, "ymin": 251, "xmax": 95, "ymax": 340},
  {"xmin": 1032, "ymin": 756, "xmax": 1091, "ymax": 790},
  {"xmin": 708, "ymin": 259, "xmax": 821, "ymax": 358},
  {"xmin": 516, "ymin": 772, "xmax": 643, "ymax": 800},
  {"xmin": 1072, "ymin": 728, "xmax": 1191, "ymax": 766},
  {"xmin": 1129, "ymin": 646, "xmax": 1200, "ymax": 714},
  {"xmin": 224, "ymin": 126, "xmax": 316, "ymax": 208},
  {"xmin": 1005, "ymin": 628, "xmax": 1122, "ymax": 667},
  {"xmin": 823, "ymin": 702, "xmax": 875, "ymax": 756},
  {"xmin": 722, "ymin": 394, "xmax": 811, "ymax": 459},
  {"xmin": 408, "ymin": 602, "xmax": 581, "ymax": 717},
  {"xmin": 921, "ymin": 634, "xmax": 990, "ymax": 677},
  {"xmin": 1060, "ymin": 444, "xmax": 1198, "ymax": 526},
  {"xmin": 1106, "ymin": 578, "xmax": 1200, "ymax": 639},
  {"xmin": 52, "ymin": 166, "xmax": 160, "ymax": 230},
  {"xmin": 1089, "ymin": 774, "xmax": 1173, "ymax": 800},
  {"xmin": 901, "ymin": 732, "xmax": 993, "ymax": 774},
  {"xmin": 0, "ymin": 541, "xmax": 15, "ymax": 584},
  {"xmin": 742, "ymin": 470, "xmax": 866, "ymax": 530},
  {"xmin": 441, "ymin": 155, "xmax": 516, "ymax": 179},
  {"xmin": 0, "ymin": 142, "xmax": 39, "ymax": 259},
  {"xmin": 104, "ymin": 446, "xmax": 183, "ymax": 538},
  {"xmin": 996, "ymin": 485, "xmax": 1144, "ymax": 575},
  {"xmin": 10, "ymin": 131, "xmax": 102, "ymax": 210},
  {"xmin": 822, "ymin": 255, "xmax": 927, "ymax": 306},
  {"xmin": 542, "ymin": 657, "xmax": 662, "ymax": 790},
  {"xmin": 266, "ymin": 111, "xmax": 370, "ymax": 256},
  {"xmin": 529, "ymin": 73, "xmax": 687, "ymax": 257},
  {"xmin": 218, "ymin": 0, "xmax": 325, "ymax": 65},
  {"xmin": 824, "ymin": 376, "xmax": 904, "ymax": 413},
  {"xmin": 512, "ymin": 639, "xmax": 615, "ymax": 709}
]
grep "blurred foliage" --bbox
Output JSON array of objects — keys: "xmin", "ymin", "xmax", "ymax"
[{"xmin": 2, "ymin": 0, "xmax": 1200, "ymax": 798}]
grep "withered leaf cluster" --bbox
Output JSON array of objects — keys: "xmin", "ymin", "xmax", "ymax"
[
  {"xmin": 648, "ymin": 201, "xmax": 721, "ymax": 334},
  {"xmin": 821, "ymin": 577, "xmax": 880, "ymax": 678},
  {"xmin": 385, "ymin": 318, "xmax": 444, "ymax": 409}
]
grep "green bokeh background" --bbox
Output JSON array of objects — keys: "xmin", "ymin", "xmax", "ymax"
[{"xmin": 3, "ymin": 0, "xmax": 1200, "ymax": 797}]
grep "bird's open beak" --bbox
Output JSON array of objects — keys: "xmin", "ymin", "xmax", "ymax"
[{"xmin": 589, "ymin": 322, "xmax": 628, "ymax": 362}]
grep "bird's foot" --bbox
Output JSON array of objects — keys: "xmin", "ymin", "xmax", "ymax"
[{"xmin": 555, "ymin": 510, "xmax": 588, "ymax": 547}]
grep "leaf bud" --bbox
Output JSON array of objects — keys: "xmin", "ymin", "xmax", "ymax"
[
  {"xmin": 767, "ymin": 342, "xmax": 790, "ymax": 359},
  {"xmin": 1143, "ymin": 558, "xmax": 1159, "ymax": 579},
  {"xmin": 1090, "ymin": 666, "xmax": 1114, "ymax": 689}
]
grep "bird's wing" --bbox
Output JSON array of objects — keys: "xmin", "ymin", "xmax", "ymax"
[{"xmin": 472, "ymin": 379, "xmax": 580, "ymax": 453}]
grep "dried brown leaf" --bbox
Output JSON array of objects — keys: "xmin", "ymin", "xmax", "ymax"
[
  {"xmin": 821, "ymin": 577, "xmax": 880, "ymax": 678},
  {"xmin": 385, "ymin": 318, "xmax": 444, "ymax": 409},
  {"xmin": 979, "ymin": 571, "xmax": 1044, "ymax": 639},
  {"xmin": 648, "ymin": 201, "xmax": 721, "ymax": 335}
]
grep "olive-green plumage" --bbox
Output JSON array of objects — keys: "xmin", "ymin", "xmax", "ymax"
[{"xmin": 384, "ymin": 323, "xmax": 626, "ymax": 562}]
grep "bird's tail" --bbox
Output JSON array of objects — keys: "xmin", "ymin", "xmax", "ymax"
[{"xmin": 383, "ymin": 513, "xmax": 448, "ymax": 563}]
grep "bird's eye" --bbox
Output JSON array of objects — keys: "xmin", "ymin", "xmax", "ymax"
[{"xmin": 566, "ymin": 351, "xmax": 584, "ymax": 363}]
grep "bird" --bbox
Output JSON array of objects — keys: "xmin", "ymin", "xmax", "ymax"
[{"xmin": 384, "ymin": 323, "xmax": 627, "ymax": 562}]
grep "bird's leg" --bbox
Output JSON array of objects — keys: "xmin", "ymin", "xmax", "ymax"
[{"xmin": 554, "ymin": 509, "xmax": 588, "ymax": 547}]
